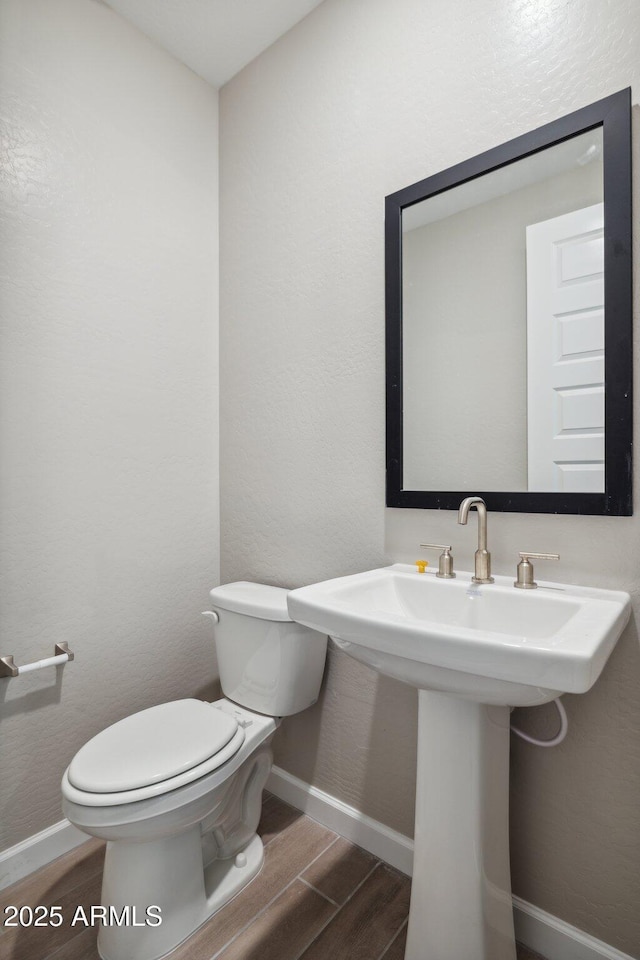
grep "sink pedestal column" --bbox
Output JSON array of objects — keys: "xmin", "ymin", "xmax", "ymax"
[{"xmin": 405, "ymin": 690, "xmax": 516, "ymax": 960}]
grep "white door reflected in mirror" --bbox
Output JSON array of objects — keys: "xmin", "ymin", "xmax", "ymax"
[{"xmin": 526, "ymin": 203, "xmax": 604, "ymax": 492}]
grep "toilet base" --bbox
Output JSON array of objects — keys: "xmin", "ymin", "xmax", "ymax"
[
  {"xmin": 92, "ymin": 736, "xmax": 274, "ymax": 960},
  {"xmin": 97, "ymin": 831, "xmax": 264, "ymax": 960}
]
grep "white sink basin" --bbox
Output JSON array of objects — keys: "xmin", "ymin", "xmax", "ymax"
[{"xmin": 287, "ymin": 564, "xmax": 631, "ymax": 706}]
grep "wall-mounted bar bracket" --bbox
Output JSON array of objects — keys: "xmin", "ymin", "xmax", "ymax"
[
  {"xmin": 55, "ymin": 642, "xmax": 74, "ymax": 661},
  {"xmin": 0, "ymin": 656, "xmax": 18, "ymax": 678}
]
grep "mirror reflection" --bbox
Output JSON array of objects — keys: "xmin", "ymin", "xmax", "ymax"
[{"xmin": 402, "ymin": 128, "xmax": 604, "ymax": 493}]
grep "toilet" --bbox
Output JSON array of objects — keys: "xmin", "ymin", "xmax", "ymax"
[{"xmin": 61, "ymin": 582, "xmax": 327, "ymax": 960}]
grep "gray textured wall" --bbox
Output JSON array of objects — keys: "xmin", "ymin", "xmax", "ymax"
[
  {"xmin": 220, "ymin": 0, "xmax": 640, "ymax": 953},
  {"xmin": 0, "ymin": 0, "xmax": 220, "ymax": 849}
]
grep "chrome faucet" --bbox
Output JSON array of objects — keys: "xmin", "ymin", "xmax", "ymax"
[{"xmin": 457, "ymin": 496, "xmax": 494, "ymax": 584}]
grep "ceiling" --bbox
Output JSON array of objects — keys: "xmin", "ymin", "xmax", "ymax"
[{"xmin": 100, "ymin": 0, "xmax": 325, "ymax": 88}]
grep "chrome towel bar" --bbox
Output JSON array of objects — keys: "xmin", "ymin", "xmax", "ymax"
[{"xmin": 0, "ymin": 642, "xmax": 74, "ymax": 678}]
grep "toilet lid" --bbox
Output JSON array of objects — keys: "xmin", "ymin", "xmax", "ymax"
[{"xmin": 68, "ymin": 700, "xmax": 241, "ymax": 793}]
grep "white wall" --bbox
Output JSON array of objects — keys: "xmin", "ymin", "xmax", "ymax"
[
  {"xmin": 220, "ymin": 0, "xmax": 640, "ymax": 954},
  {"xmin": 0, "ymin": 0, "xmax": 220, "ymax": 849}
]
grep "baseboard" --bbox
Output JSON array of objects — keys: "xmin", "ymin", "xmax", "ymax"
[
  {"xmin": 0, "ymin": 819, "xmax": 87, "ymax": 891},
  {"xmin": 266, "ymin": 764, "xmax": 414, "ymax": 875},
  {"xmin": 267, "ymin": 765, "xmax": 637, "ymax": 960},
  {"xmin": 512, "ymin": 896, "xmax": 637, "ymax": 960}
]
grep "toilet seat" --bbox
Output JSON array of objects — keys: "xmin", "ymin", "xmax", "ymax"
[{"xmin": 64, "ymin": 700, "xmax": 246, "ymax": 806}]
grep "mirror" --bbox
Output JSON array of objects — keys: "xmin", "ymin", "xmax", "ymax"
[{"xmin": 386, "ymin": 89, "xmax": 632, "ymax": 515}]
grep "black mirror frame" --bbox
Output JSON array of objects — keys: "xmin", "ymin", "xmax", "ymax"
[{"xmin": 386, "ymin": 89, "xmax": 632, "ymax": 515}]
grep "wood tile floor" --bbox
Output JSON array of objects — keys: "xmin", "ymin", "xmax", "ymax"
[{"xmin": 0, "ymin": 795, "xmax": 547, "ymax": 960}]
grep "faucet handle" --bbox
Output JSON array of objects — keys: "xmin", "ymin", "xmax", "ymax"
[
  {"xmin": 514, "ymin": 552, "xmax": 560, "ymax": 590},
  {"xmin": 419, "ymin": 543, "xmax": 456, "ymax": 579}
]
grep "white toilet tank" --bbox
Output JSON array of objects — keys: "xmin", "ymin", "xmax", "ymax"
[{"xmin": 209, "ymin": 581, "xmax": 328, "ymax": 717}]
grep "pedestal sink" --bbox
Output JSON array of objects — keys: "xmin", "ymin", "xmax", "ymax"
[{"xmin": 287, "ymin": 564, "xmax": 630, "ymax": 960}]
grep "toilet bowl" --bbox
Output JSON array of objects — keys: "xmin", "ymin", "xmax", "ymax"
[{"xmin": 61, "ymin": 583, "xmax": 327, "ymax": 960}]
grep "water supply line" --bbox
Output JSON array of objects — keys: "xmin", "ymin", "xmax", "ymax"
[{"xmin": 510, "ymin": 697, "xmax": 568, "ymax": 747}]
